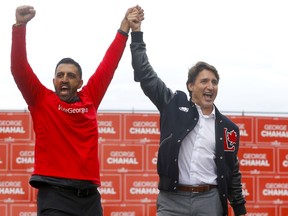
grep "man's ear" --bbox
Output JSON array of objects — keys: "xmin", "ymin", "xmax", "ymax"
[{"xmin": 78, "ymin": 80, "xmax": 83, "ymax": 89}]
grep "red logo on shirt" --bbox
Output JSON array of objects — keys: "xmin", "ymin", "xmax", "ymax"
[{"xmin": 223, "ymin": 128, "xmax": 237, "ymax": 152}]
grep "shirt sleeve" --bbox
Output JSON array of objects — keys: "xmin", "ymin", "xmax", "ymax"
[
  {"xmin": 11, "ymin": 25, "xmax": 45, "ymax": 106},
  {"xmin": 82, "ymin": 31, "xmax": 128, "ymax": 109}
]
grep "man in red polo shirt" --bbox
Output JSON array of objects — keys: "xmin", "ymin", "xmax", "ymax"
[{"xmin": 11, "ymin": 4, "xmax": 144, "ymax": 216}]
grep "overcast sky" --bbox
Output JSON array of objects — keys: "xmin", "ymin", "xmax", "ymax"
[{"xmin": 1, "ymin": 0, "xmax": 287, "ymax": 115}]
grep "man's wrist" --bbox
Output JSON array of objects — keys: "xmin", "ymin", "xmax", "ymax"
[
  {"xmin": 117, "ymin": 29, "xmax": 129, "ymax": 37},
  {"xmin": 14, "ymin": 22, "xmax": 26, "ymax": 27}
]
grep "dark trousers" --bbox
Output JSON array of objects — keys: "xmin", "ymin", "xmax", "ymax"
[{"xmin": 37, "ymin": 185, "xmax": 102, "ymax": 216}]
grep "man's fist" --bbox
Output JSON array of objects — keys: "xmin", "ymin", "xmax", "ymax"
[{"xmin": 15, "ymin": 5, "xmax": 36, "ymax": 25}]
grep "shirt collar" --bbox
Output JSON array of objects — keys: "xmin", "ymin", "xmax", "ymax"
[{"xmin": 195, "ymin": 104, "xmax": 215, "ymax": 119}]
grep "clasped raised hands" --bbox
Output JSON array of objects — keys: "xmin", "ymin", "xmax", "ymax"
[{"xmin": 127, "ymin": 5, "xmax": 144, "ymax": 32}]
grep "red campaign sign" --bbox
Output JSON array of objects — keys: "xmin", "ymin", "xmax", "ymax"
[
  {"xmin": 99, "ymin": 174, "xmax": 122, "ymax": 202},
  {"xmin": 10, "ymin": 204, "xmax": 37, "ymax": 216},
  {"xmin": 241, "ymin": 176, "xmax": 255, "ymax": 203},
  {"xmin": 124, "ymin": 174, "xmax": 159, "ymax": 202},
  {"xmin": 257, "ymin": 176, "xmax": 288, "ymax": 203},
  {"xmin": 147, "ymin": 204, "xmax": 157, "ymax": 216},
  {"xmin": 238, "ymin": 147, "xmax": 275, "ymax": 174},
  {"xmin": 278, "ymin": 148, "xmax": 288, "ymax": 174},
  {"xmin": 11, "ymin": 143, "xmax": 35, "ymax": 172},
  {"xmin": 101, "ymin": 144, "xmax": 144, "ymax": 172},
  {"xmin": 0, "ymin": 112, "xmax": 33, "ymax": 141},
  {"xmin": 0, "ymin": 144, "xmax": 8, "ymax": 171},
  {"xmin": 124, "ymin": 113, "xmax": 160, "ymax": 142},
  {"xmin": 103, "ymin": 204, "xmax": 145, "ymax": 216},
  {"xmin": 0, "ymin": 205, "xmax": 7, "ymax": 216},
  {"xmin": 146, "ymin": 144, "xmax": 158, "ymax": 172},
  {"xmin": 97, "ymin": 113, "xmax": 122, "ymax": 142},
  {"xmin": 229, "ymin": 205, "xmax": 277, "ymax": 216},
  {"xmin": 256, "ymin": 117, "xmax": 288, "ymax": 144},
  {"xmin": 243, "ymin": 205, "xmax": 276, "ymax": 216},
  {"xmin": 280, "ymin": 206, "xmax": 288, "ymax": 215},
  {"xmin": 228, "ymin": 116, "xmax": 254, "ymax": 144},
  {"xmin": 0, "ymin": 174, "xmax": 31, "ymax": 202}
]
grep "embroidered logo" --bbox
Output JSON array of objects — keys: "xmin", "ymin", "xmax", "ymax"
[
  {"xmin": 179, "ymin": 107, "xmax": 189, "ymax": 112},
  {"xmin": 223, "ymin": 128, "xmax": 237, "ymax": 152}
]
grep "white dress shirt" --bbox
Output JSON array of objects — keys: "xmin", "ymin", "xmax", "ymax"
[{"xmin": 178, "ymin": 104, "xmax": 217, "ymax": 185}]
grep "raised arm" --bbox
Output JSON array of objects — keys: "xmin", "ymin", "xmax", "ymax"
[
  {"xmin": 129, "ymin": 9, "xmax": 174, "ymax": 111},
  {"xmin": 83, "ymin": 6, "xmax": 144, "ymax": 108},
  {"xmin": 11, "ymin": 5, "xmax": 45, "ymax": 106}
]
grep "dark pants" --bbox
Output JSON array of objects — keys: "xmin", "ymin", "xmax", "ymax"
[{"xmin": 37, "ymin": 185, "xmax": 102, "ymax": 216}]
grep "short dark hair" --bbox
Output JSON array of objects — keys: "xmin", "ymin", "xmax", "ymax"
[
  {"xmin": 55, "ymin": 57, "xmax": 82, "ymax": 79},
  {"xmin": 186, "ymin": 61, "xmax": 219, "ymax": 97}
]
